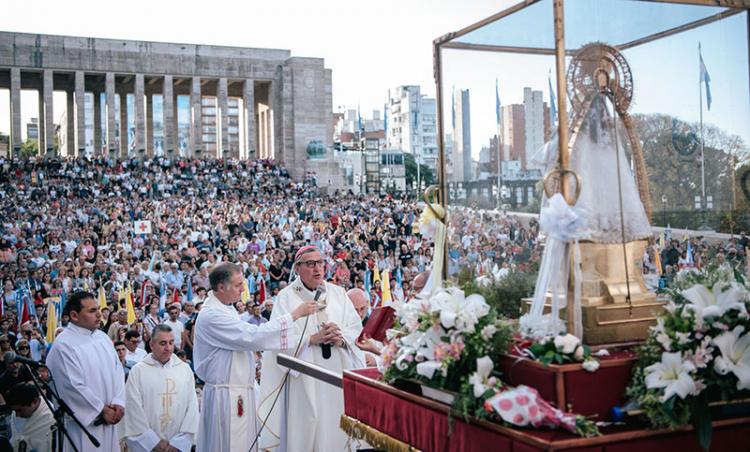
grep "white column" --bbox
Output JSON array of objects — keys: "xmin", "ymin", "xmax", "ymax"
[
  {"xmin": 66, "ymin": 90, "xmax": 75, "ymax": 156},
  {"xmin": 41, "ymin": 70, "xmax": 54, "ymax": 156},
  {"xmin": 106, "ymin": 72, "xmax": 117, "ymax": 156},
  {"xmin": 163, "ymin": 75, "xmax": 174, "ymax": 155},
  {"xmin": 75, "ymin": 71, "xmax": 86, "ymax": 156},
  {"xmin": 93, "ymin": 91, "xmax": 102, "ymax": 156},
  {"xmin": 243, "ymin": 80, "xmax": 255, "ymax": 160},
  {"xmin": 119, "ymin": 92, "xmax": 128, "ymax": 159},
  {"xmin": 10, "ymin": 68, "xmax": 22, "ymax": 156},
  {"xmin": 146, "ymin": 94, "xmax": 154, "ymax": 157},
  {"xmin": 189, "ymin": 77, "xmax": 202, "ymax": 158},
  {"xmin": 217, "ymin": 78, "xmax": 229, "ymax": 158},
  {"xmin": 135, "ymin": 74, "xmax": 146, "ymax": 156}
]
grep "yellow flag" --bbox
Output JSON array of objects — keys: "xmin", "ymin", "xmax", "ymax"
[
  {"xmin": 653, "ymin": 245, "xmax": 663, "ymax": 276},
  {"xmin": 98, "ymin": 286, "xmax": 108, "ymax": 310},
  {"xmin": 373, "ymin": 266, "xmax": 381, "ymax": 284},
  {"xmin": 241, "ymin": 279, "xmax": 250, "ymax": 304},
  {"xmin": 125, "ymin": 284, "xmax": 136, "ymax": 325},
  {"xmin": 46, "ymin": 298, "xmax": 58, "ymax": 343},
  {"xmin": 380, "ymin": 270, "xmax": 392, "ymax": 306}
]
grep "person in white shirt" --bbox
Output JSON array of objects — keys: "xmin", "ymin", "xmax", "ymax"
[
  {"xmin": 193, "ymin": 262, "xmax": 319, "ymax": 451},
  {"xmin": 46, "ymin": 291, "xmax": 125, "ymax": 451},
  {"xmin": 163, "ymin": 305, "xmax": 185, "ymax": 351},
  {"xmin": 124, "ymin": 324, "xmax": 199, "ymax": 452},
  {"xmin": 124, "ymin": 330, "xmax": 148, "ymax": 364}
]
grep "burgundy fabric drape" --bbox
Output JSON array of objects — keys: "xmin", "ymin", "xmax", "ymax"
[{"xmin": 343, "ymin": 369, "xmax": 750, "ymax": 452}]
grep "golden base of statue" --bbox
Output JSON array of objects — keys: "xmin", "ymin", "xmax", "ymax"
[{"xmin": 523, "ymin": 240, "xmax": 666, "ymax": 345}]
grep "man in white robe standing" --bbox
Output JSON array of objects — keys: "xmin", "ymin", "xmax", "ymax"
[
  {"xmin": 124, "ymin": 324, "xmax": 199, "ymax": 452},
  {"xmin": 193, "ymin": 263, "xmax": 320, "ymax": 452},
  {"xmin": 46, "ymin": 290, "xmax": 125, "ymax": 452},
  {"xmin": 259, "ymin": 245, "xmax": 365, "ymax": 452}
]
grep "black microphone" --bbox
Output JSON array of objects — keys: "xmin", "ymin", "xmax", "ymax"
[
  {"xmin": 3, "ymin": 351, "xmax": 41, "ymax": 369},
  {"xmin": 314, "ymin": 288, "xmax": 332, "ymax": 360}
]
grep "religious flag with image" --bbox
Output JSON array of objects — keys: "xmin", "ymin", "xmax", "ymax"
[
  {"xmin": 363, "ymin": 268, "xmax": 372, "ymax": 302},
  {"xmin": 159, "ymin": 278, "xmax": 168, "ymax": 314}
]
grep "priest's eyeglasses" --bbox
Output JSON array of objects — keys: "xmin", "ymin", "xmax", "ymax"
[{"xmin": 299, "ymin": 259, "xmax": 325, "ymax": 269}]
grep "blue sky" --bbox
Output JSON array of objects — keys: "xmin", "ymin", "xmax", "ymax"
[{"xmin": 0, "ymin": 0, "xmax": 748, "ymax": 156}]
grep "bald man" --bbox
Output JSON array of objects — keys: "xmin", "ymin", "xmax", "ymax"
[
  {"xmin": 346, "ymin": 288, "xmax": 369, "ymax": 324},
  {"xmin": 412, "ymin": 270, "xmax": 431, "ymax": 298},
  {"xmin": 347, "ymin": 288, "xmax": 381, "ymax": 367}
]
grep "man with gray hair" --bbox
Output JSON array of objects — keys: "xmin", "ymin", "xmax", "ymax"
[{"xmin": 193, "ymin": 263, "xmax": 319, "ymax": 451}]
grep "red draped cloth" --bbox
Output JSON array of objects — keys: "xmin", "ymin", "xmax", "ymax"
[{"xmin": 343, "ymin": 369, "xmax": 750, "ymax": 452}]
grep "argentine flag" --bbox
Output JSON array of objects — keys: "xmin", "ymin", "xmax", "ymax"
[{"xmin": 699, "ymin": 43, "xmax": 712, "ymax": 111}]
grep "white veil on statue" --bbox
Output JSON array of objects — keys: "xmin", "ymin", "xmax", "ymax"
[{"xmin": 522, "ymin": 94, "xmax": 651, "ymax": 340}]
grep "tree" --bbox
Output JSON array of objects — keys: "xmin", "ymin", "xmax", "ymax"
[
  {"xmin": 19, "ymin": 139, "xmax": 39, "ymax": 159},
  {"xmin": 631, "ymin": 113, "xmax": 748, "ymax": 226},
  {"xmin": 403, "ymin": 152, "xmax": 435, "ymax": 192}
]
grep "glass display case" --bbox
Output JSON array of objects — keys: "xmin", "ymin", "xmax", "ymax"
[{"xmin": 431, "ymin": 0, "xmax": 750, "ymax": 343}]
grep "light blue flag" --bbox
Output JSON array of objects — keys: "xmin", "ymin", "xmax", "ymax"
[
  {"xmin": 396, "ymin": 268, "xmax": 403, "ymax": 288},
  {"xmin": 357, "ymin": 105, "xmax": 363, "ymax": 131},
  {"xmin": 495, "ymin": 78, "xmax": 501, "ymax": 125},
  {"xmin": 383, "ymin": 105, "xmax": 388, "ymax": 135},
  {"xmin": 159, "ymin": 278, "xmax": 167, "ymax": 314},
  {"xmin": 59, "ymin": 290, "xmax": 66, "ymax": 322},
  {"xmin": 363, "ymin": 269, "xmax": 372, "ymax": 302},
  {"xmin": 548, "ymin": 71, "xmax": 557, "ymax": 123},
  {"xmin": 699, "ymin": 43, "xmax": 712, "ymax": 111},
  {"xmin": 248, "ymin": 275, "xmax": 256, "ymax": 295},
  {"xmin": 186, "ymin": 277, "xmax": 193, "ymax": 302}
]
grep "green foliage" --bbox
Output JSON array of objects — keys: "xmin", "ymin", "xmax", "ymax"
[
  {"xmin": 461, "ymin": 269, "xmax": 536, "ymax": 319},
  {"xmin": 19, "ymin": 139, "xmax": 39, "ymax": 159},
  {"xmin": 403, "ymin": 152, "xmax": 434, "ymax": 189},
  {"xmin": 634, "ymin": 113, "xmax": 750, "ymax": 233}
]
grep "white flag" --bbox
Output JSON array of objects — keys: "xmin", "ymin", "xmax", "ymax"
[{"xmin": 134, "ymin": 220, "xmax": 152, "ymax": 234}]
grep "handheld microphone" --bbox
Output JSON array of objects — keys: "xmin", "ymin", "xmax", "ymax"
[
  {"xmin": 313, "ymin": 288, "xmax": 332, "ymax": 360},
  {"xmin": 3, "ymin": 351, "xmax": 41, "ymax": 369}
]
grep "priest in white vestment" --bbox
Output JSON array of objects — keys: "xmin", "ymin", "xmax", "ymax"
[
  {"xmin": 259, "ymin": 246, "xmax": 365, "ymax": 452},
  {"xmin": 124, "ymin": 324, "xmax": 199, "ymax": 452},
  {"xmin": 193, "ymin": 263, "xmax": 320, "ymax": 452},
  {"xmin": 8, "ymin": 382, "xmax": 55, "ymax": 452},
  {"xmin": 46, "ymin": 291, "xmax": 126, "ymax": 452}
]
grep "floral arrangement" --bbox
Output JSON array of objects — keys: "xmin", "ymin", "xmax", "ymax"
[
  {"xmin": 519, "ymin": 333, "xmax": 602, "ymax": 372},
  {"xmin": 381, "ymin": 287, "xmax": 600, "ymax": 437},
  {"xmin": 626, "ymin": 265, "xmax": 750, "ymax": 450}
]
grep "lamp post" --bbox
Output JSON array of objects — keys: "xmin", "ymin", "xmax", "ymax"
[{"xmin": 661, "ymin": 194, "xmax": 667, "ymax": 227}]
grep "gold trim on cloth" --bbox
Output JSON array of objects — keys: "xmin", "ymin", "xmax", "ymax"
[{"xmin": 340, "ymin": 414, "xmax": 421, "ymax": 452}]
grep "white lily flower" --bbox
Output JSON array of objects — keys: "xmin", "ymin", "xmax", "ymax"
[
  {"xmin": 416, "ymin": 360, "xmax": 441, "ymax": 379},
  {"xmin": 468, "ymin": 356, "xmax": 494, "ymax": 398},
  {"xmin": 644, "ymin": 352, "xmax": 701, "ymax": 401},
  {"xmin": 481, "ymin": 324, "xmax": 498, "ymax": 341},
  {"xmin": 573, "ymin": 345, "xmax": 584, "ymax": 361},
  {"xmin": 681, "ymin": 282, "xmax": 748, "ymax": 319},
  {"xmin": 712, "ymin": 326, "xmax": 750, "ymax": 391},
  {"xmin": 554, "ymin": 333, "xmax": 580, "ymax": 354}
]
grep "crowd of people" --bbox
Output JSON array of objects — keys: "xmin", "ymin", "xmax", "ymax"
[
  {"xmin": 0, "ymin": 156, "xmax": 543, "ymax": 368},
  {"xmin": 0, "ymin": 156, "xmax": 747, "ymax": 450}
]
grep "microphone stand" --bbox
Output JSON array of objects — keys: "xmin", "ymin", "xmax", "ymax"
[{"xmin": 22, "ymin": 363, "xmax": 100, "ymax": 452}]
